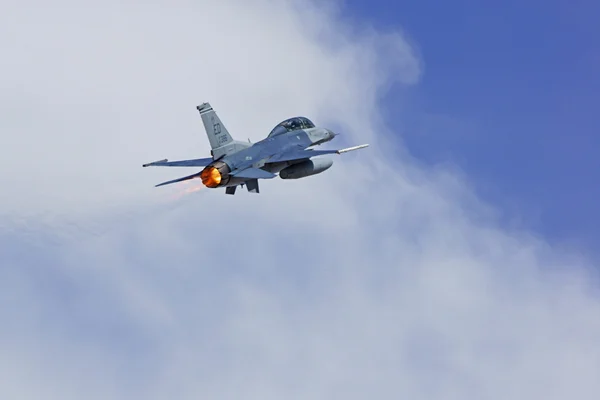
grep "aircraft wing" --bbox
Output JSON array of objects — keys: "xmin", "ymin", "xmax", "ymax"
[
  {"xmin": 154, "ymin": 171, "xmax": 201, "ymax": 187},
  {"xmin": 142, "ymin": 157, "xmax": 214, "ymax": 167},
  {"xmin": 267, "ymin": 144, "xmax": 369, "ymax": 163}
]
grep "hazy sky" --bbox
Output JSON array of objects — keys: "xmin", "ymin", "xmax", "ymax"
[{"xmin": 1, "ymin": 1, "xmax": 599, "ymax": 399}]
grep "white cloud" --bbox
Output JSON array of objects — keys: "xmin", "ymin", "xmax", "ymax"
[{"xmin": 1, "ymin": 1, "xmax": 599, "ymax": 399}]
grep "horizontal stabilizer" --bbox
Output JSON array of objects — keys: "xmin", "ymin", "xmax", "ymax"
[
  {"xmin": 230, "ymin": 167, "xmax": 276, "ymax": 180},
  {"xmin": 155, "ymin": 172, "xmax": 200, "ymax": 187},
  {"xmin": 143, "ymin": 157, "xmax": 213, "ymax": 167},
  {"xmin": 267, "ymin": 144, "xmax": 369, "ymax": 163}
]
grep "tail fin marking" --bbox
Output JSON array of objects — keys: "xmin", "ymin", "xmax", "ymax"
[{"xmin": 197, "ymin": 102, "xmax": 233, "ymax": 149}]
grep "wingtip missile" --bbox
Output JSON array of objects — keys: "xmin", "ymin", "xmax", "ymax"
[{"xmin": 336, "ymin": 144, "xmax": 369, "ymax": 154}]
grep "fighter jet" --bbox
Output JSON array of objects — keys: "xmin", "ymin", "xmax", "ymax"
[{"xmin": 142, "ymin": 102, "xmax": 369, "ymax": 194}]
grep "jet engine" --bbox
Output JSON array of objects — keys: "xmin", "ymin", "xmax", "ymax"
[
  {"xmin": 200, "ymin": 160, "xmax": 232, "ymax": 188},
  {"xmin": 279, "ymin": 157, "xmax": 333, "ymax": 179}
]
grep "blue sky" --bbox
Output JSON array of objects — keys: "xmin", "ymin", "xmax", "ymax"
[{"xmin": 346, "ymin": 0, "xmax": 600, "ymax": 251}]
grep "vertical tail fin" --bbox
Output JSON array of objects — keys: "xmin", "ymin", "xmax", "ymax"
[{"xmin": 196, "ymin": 102, "xmax": 233, "ymax": 149}]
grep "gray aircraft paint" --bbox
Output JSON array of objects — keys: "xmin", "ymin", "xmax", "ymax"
[{"xmin": 143, "ymin": 102, "xmax": 368, "ymax": 194}]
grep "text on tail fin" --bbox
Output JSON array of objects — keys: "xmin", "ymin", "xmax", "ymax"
[{"xmin": 197, "ymin": 102, "xmax": 234, "ymax": 150}]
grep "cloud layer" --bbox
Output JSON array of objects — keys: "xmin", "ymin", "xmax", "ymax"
[{"xmin": 1, "ymin": 1, "xmax": 599, "ymax": 399}]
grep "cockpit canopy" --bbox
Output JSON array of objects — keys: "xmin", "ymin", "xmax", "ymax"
[{"xmin": 268, "ymin": 117, "xmax": 315, "ymax": 138}]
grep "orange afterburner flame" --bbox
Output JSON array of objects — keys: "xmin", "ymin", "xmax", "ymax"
[{"xmin": 200, "ymin": 166, "xmax": 222, "ymax": 188}]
